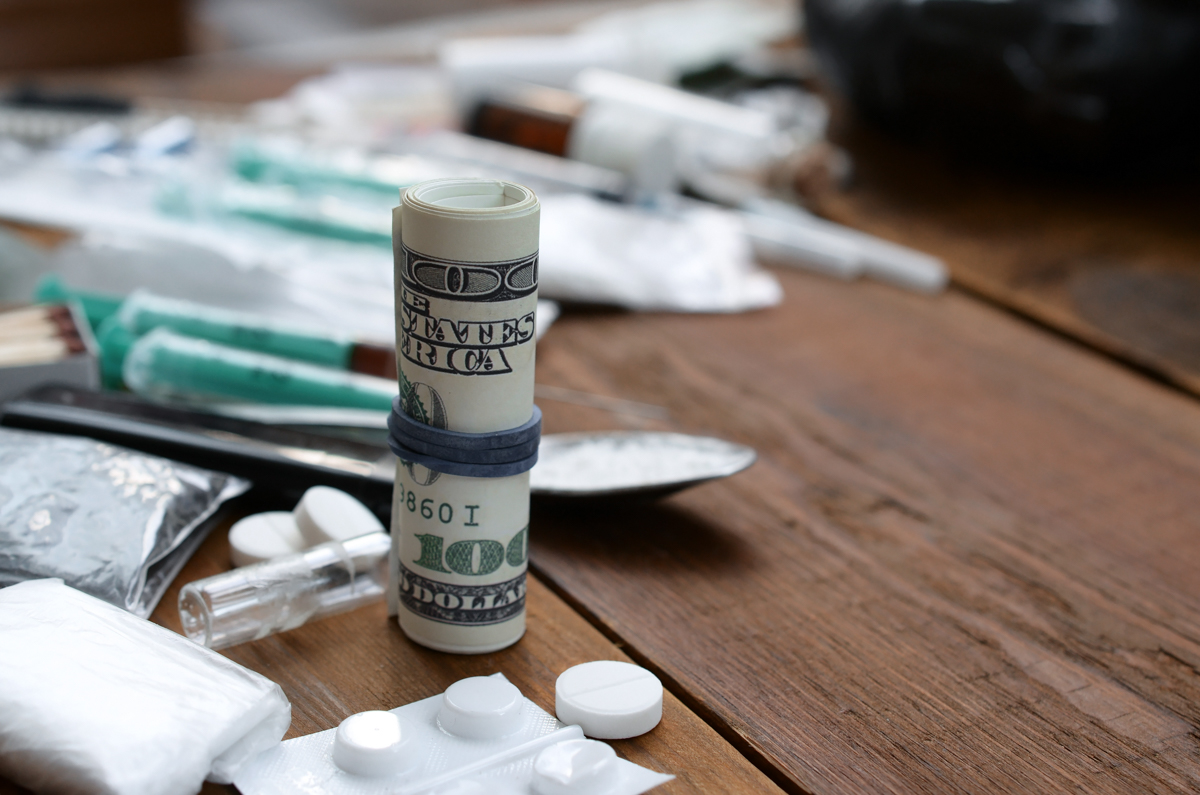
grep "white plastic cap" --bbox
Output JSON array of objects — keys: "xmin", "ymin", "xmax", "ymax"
[
  {"xmin": 228, "ymin": 512, "xmax": 307, "ymax": 567},
  {"xmin": 293, "ymin": 486, "xmax": 385, "ymax": 546},
  {"xmin": 332, "ymin": 711, "xmax": 419, "ymax": 777},
  {"xmin": 438, "ymin": 676, "xmax": 525, "ymax": 739},
  {"xmin": 567, "ymin": 102, "xmax": 677, "ymax": 198},
  {"xmin": 532, "ymin": 739, "xmax": 619, "ymax": 795},
  {"xmin": 556, "ymin": 661, "xmax": 663, "ymax": 740}
]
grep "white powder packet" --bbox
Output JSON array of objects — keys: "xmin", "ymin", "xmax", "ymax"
[{"xmin": 0, "ymin": 579, "xmax": 291, "ymax": 795}]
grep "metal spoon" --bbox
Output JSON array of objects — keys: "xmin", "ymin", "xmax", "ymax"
[{"xmin": 530, "ymin": 431, "xmax": 757, "ymax": 499}]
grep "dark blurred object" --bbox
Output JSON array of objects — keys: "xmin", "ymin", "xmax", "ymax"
[
  {"xmin": 680, "ymin": 49, "xmax": 821, "ymax": 95},
  {"xmin": 805, "ymin": 0, "xmax": 1200, "ymax": 175},
  {"xmin": 0, "ymin": 0, "xmax": 187, "ymax": 71},
  {"xmin": 3, "ymin": 84, "xmax": 132, "ymax": 113}
]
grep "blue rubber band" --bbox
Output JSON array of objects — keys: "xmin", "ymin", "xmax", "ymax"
[
  {"xmin": 386, "ymin": 402, "xmax": 541, "ymax": 476},
  {"xmin": 390, "ymin": 399, "xmax": 541, "ymax": 451},
  {"xmin": 388, "ymin": 436, "xmax": 538, "ymax": 478}
]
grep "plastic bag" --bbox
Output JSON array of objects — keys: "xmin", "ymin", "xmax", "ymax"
[
  {"xmin": 539, "ymin": 194, "xmax": 782, "ymax": 312},
  {"xmin": 0, "ymin": 427, "xmax": 249, "ymax": 616},
  {"xmin": 0, "ymin": 579, "xmax": 291, "ymax": 795}
]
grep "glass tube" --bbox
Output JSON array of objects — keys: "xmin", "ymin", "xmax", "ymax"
[{"xmin": 179, "ymin": 532, "xmax": 389, "ymax": 650}]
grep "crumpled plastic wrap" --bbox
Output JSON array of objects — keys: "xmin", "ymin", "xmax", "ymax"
[
  {"xmin": 539, "ymin": 194, "xmax": 782, "ymax": 312},
  {"xmin": 0, "ymin": 427, "xmax": 248, "ymax": 616},
  {"xmin": 0, "ymin": 579, "xmax": 291, "ymax": 795}
]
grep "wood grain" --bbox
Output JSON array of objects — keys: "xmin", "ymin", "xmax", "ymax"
[
  {"xmin": 0, "ymin": 518, "xmax": 781, "ymax": 795},
  {"xmin": 530, "ymin": 265, "xmax": 1200, "ymax": 794},
  {"xmin": 815, "ymin": 123, "xmax": 1200, "ymax": 399}
]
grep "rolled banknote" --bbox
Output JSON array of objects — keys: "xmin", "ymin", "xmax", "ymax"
[{"xmin": 388, "ymin": 178, "xmax": 539, "ymax": 654}]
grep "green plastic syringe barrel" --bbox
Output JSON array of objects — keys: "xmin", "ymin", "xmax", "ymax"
[
  {"xmin": 95, "ymin": 316, "xmax": 137, "ymax": 389},
  {"xmin": 118, "ymin": 290, "xmax": 354, "ymax": 369},
  {"xmin": 123, "ymin": 328, "xmax": 396, "ymax": 410}
]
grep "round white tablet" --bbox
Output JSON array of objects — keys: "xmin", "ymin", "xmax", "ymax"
[
  {"xmin": 228, "ymin": 511, "xmax": 307, "ymax": 567},
  {"xmin": 293, "ymin": 486, "xmax": 384, "ymax": 546},
  {"xmin": 555, "ymin": 661, "xmax": 663, "ymax": 739},
  {"xmin": 438, "ymin": 676, "xmax": 524, "ymax": 739},
  {"xmin": 531, "ymin": 739, "xmax": 618, "ymax": 795},
  {"xmin": 332, "ymin": 710, "xmax": 419, "ymax": 777}
]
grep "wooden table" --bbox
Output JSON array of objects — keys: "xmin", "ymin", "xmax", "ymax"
[
  {"xmin": 529, "ymin": 267, "xmax": 1200, "ymax": 793},
  {"xmin": 3, "ymin": 62, "xmax": 1200, "ymax": 795}
]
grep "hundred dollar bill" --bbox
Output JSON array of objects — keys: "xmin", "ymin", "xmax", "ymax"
[{"xmin": 388, "ymin": 179, "xmax": 539, "ymax": 654}]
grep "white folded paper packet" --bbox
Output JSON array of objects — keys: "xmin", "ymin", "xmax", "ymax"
[{"xmin": 0, "ymin": 579, "xmax": 291, "ymax": 795}]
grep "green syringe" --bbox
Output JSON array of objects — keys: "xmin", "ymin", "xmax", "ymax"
[
  {"xmin": 123, "ymin": 328, "xmax": 396, "ymax": 410},
  {"xmin": 117, "ymin": 291, "xmax": 355, "ymax": 368}
]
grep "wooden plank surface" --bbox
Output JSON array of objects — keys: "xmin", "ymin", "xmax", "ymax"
[
  {"xmin": 530, "ymin": 265, "xmax": 1200, "ymax": 794},
  {"xmin": 815, "ymin": 124, "xmax": 1200, "ymax": 399},
  {"xmin": 0, "ymin": 517, "xmax": 785, "ymax": 795}
]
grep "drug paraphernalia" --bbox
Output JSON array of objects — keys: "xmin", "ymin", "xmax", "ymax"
[
  {"xmin": 469, "ymin": 86, "xmax": 677, "ymax": 199},
  {"xmin": 294, "ymin": 485, "xmax": 386, "ymax": 545},
  {"xmin": 0, "ymin": 302, "xmax": 99, "ymax": 402},
  {"xmin": 537, "ymin": 193, "xmax": 782, "ymax": 313},
  {"xmin": 0, "ymin": 579, "xmax": 291, "ymax": 795},
  {"xmin": 739, "ymin": 208, "xmax": 863, "ymax": 280},
  {"xmin": 229, "ymin": 512, "xmax": 306, "ymax": 568},
  {"xmin": 233, "ymin": 673, "xmax": 673, "ymax": 795},
  {"xmin": 123, "ymin": 327, "xmax": 398, "ymax": 410},
  {"xmin": 388, "ymin": 178, "xmax": 541, "ymax": 655},
  {"xmin": 741, "ymin": 198, "xmax": 948, "ymax": 293},
  {"xmin": 555, "ymin": 662, "xmax": 663, "ymax": 740},
  {"xmin": 405, "ymin": 131, "xmax": 627, "ymax": 199},
  {"xmin": 0, "ymin": 426, "xmax": 247, "ymax": 616},
  {"xmin": 117, "ymin": 290, "xmax": 357, "ymax": 368},
  {"xmin": 531, "ymin": 431, "xmax": 757, "ymax": 500},
  {"xmin": 180, "ymin": 531, "xmax": 389, "ymax": 650},
  {"xmin": 101, "ymin": 291, "xmax": 399, "ymax": 385},
  {"xmin": 440, "ymin": 34, "xmax": 656, "ymax": 115},
  {"xmin": 573, "ymin": 68, "xmax": 776, "ymax": 144},
  {"xmin": 0, "ymin": 385, "xmax": 395, "ymax": 512}
]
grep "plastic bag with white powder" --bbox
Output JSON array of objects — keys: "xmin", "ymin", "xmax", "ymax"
[
  {"xmin": 0, "ymin": 579, "xmax": 291, "ymax": 795},
  {"xmin": 539, "ymin": 194, "xmax": 782, "ymax": 312}
]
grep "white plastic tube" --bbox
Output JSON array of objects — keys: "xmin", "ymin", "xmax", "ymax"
[
  {"xmin": 741, "ymin": 198, "xmax": 948, "ymax": 293},
  {"xmin": 572, "ymin": 68, "xmax": 776, "ymax": 143},
  {"xmin": 441, "ymin": 34, "xmax": 653, "ymax": 113}
]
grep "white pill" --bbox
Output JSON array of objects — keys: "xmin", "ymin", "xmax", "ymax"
[
  {"xmin": 228, "ymin": 511, "xmax": 307, "ymax": 567},
  {"xmin": 438, "ymin": 676, "xmax": 525, "ymax": 739},
  {"xmin": 556, "ymin": 661, "xmax": 663, "ymax": 739},
  {"xmin": 332, "ymin": 710, "xmax": 419, "ymax": 777},
  {"xmin": 532, "ymin": 739, "xmax": 618, "ymax": 795},
  {"xmin": 293, "ymin": 486, "xmax": 384, "ymax": 546}
]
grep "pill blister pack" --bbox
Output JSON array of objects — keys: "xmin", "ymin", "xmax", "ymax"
[{"xmin": 233, "ymin": 674, "xmax": 673, "ymax": 795}]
